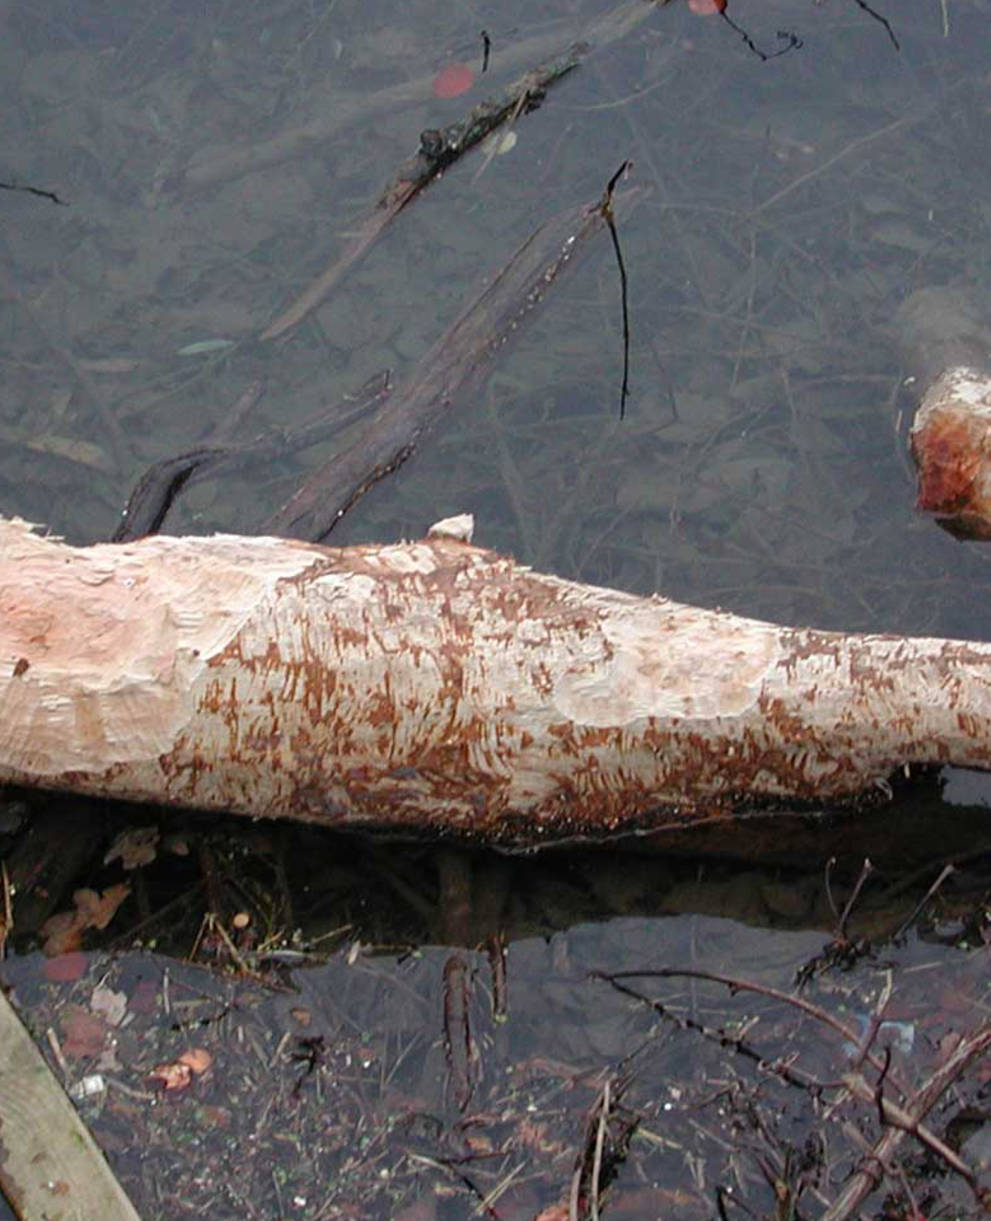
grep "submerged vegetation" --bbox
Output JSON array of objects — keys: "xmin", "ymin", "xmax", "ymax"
[{"xmin": 1, "ymin": 0, "xmax": 991, "ymax": 1216}]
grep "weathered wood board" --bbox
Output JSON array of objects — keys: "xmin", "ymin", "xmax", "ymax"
[{"xmin": 0, "ymin": 985, "xmax": 142, "ymax": 1221}]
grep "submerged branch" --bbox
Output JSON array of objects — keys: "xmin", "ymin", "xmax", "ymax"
[
  {"xmin": 260, "ymin": 42, "xmax": 588, "ymax": 342},
  {"xmin": 263, "ymin": 186, "xmax": 640, "ymax": 541},
  {"xmin": 112, "ymin": 372, "xmax": 391, "ymax": 541},
  {"xmin": 181, "ymin": 0, "xmax": 663, "ymax": 189}
]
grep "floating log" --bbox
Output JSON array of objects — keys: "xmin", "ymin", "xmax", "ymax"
[{"xmin": 1, "ymin": 514, "xmax": 990, "ymax": 846}]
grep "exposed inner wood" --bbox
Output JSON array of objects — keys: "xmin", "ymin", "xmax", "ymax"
[{"xmin": 2, "ymin": 516, "xmax": 990, "ymax": 846}]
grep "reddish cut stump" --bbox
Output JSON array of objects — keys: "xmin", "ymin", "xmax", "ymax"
[{"xmin": 910, "ymin": 366, "xmax": 991, "ymax": 541}]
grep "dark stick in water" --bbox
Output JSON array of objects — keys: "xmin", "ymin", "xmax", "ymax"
[
  {"xmin": 260, "ymin": 41, "xmax": 588, "ymax": 342},
  {"xmin": 111, "ymin": 446, "xmax": 229, "ymax": 542},
  {"xmin": 263, "ymin": 183, "xmax": 640, "ymax": 543},
  {"xmin": 600, "ymin": 160, "xmax": 633, "ymax": 420},
  {"xmin": 112, "ymin": 372, "xmax": 391, "ymax": 542}
]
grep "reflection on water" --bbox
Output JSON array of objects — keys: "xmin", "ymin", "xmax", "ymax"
[
  {"xmin": 1, "ymin": 885, "xmax": 988, "ymax": 1219},
  {"xmin": 2, "ymin": 1, "xmax": 991, "ymax": 1216},
  {"xmin": 1, "ymin": 790, "xmax": 990, "ymax": 1218}
]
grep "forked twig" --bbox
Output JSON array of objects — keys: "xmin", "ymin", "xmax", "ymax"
[
  {"xmin": 598, "ymin": 966, "xmax": 991, "ymax": 1219},
  {"xmin": 823, "ymin": 1019, "xmax": 991, "ymax": 1221}
]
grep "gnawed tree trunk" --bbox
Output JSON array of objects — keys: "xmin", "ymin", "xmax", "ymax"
[{"xmin": 1, "ymin": 515, "xmax": 990, "ymax": 847}]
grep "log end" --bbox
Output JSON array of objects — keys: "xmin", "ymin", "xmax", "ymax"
[{"xmin": 910, "ymin": 366, "xmax": 991, "ymax": 540}]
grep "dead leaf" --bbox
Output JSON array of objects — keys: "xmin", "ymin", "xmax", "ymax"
[
  {"xmin": 40, "ymin": 951, "xmax": 89, "ymax": 981},
  {"xmin": 40, "ymin": 911, "xmax": 85, "ymax": 956},
  {"xmin": 61, "ymin": 1005, "xmax": 110, "ymax": 1059},
  {"xmin": 73, "ymin": 884, "xmax": 130, "ymax": 930},
  {"xmin": 178, "ymin": 1048, "xmax": 212, "ymax": 1076},
  {"xmin": 41, "ymin": 884, "xmax": 130, "ymax": 955},
  {"xmin": 90, "ymin": 984, "xmax": 127, "ymax": 1027},
  {"xmin": 149, "ymin": 1061, "xmax": 193, "ymax": 1091},
  {"xmin": 532, "ymin": 1205, "xmax": 570, "ymax": 1221},
  {"xmin": 104, "ymin": 825, "xmax": 159, "ymax": 869}
]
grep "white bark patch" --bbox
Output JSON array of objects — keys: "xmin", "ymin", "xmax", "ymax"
[
  {"xmin": 553, "ymin": 601, "xmax": 780, "ymax": 725},
  {"xmin": 3, "ymin": 517, "xmax": 991, "ymax": 840},
  {"xmin": 0, "ymin": 519, "xmax": 321, "ymax": 773}
]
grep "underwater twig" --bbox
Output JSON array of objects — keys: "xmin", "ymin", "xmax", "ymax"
[
  {"xmin": 601, "ymin": 968, "xmax": 991, "ymax": 1218},
  {"xmin": 568, "ymin": 1074, "xmax": 637, "ymax": 1221},
  {"xmin": 599, "ymin": 160, "xmax": 633, "ymax": 419},
  {"xmin": 718, "ymin": 11, "xmax": 802, "ymax": 62},
  {"xmin": 471, "ymin": 87, "xmax": 529, "ymax": 184},
  {"xmin": 593, "ymin": 972, "xmax": 824, "ymax": 1092},
  {"xmin": 837, "ymin": 857, "xmax": 874, "ymax": 939},
  {"xmin": 443, "ymin": 952, "xmax": 475, "ymax": 1112},
  {"xmin": 823, "ymin": 856, "xmax": 841, "ymax": 924},
  {"xmin": 0, "ymin": 180, "xmax": 65, "ymax": 205},
  {"xmin": 891, "ymin": 861, "xmax": 954, "ymax": 940},
  {"xmin": 405, "ymin": 1152, "xmax": 502, "ymax": 1218},
  {"xmin": 264, "ymin": 184, "xmax": 641, "ymax": 542},
  {"xmin": 480, "ymin": 29, "xmax": 492, "ymax": 72},
  {"xmin": 0, "ymin": 860, "xmax": 11, "ymax": 956},
  {"xmin": 112, "ymin": 371, "xmax": 391, "ymax": 541},
  {"xmin": 260, "ymin": 41, "xmax": 588, "ymax": 341},
  {"xmin": 796, "ymin": 857, "xmax": 875, "ymax": 983},
  {"xmin": 850, "ymin": 0, "xmax": 900, "ymax": 50},
  {"xmin": 599, "ymin": 968, "xmax": 891, "ymax": 1078},
  {"xmin": 185, "ymin": 0, "xmax": 660, "ymax": 188},
  {"xmin": 589, "ymin": 1077, "xmax": 610, "ymax": 1221},
  {"xmin": 823, "ymin": 1018, "xmax": 991, "ymax": 1221},
  {"xmin": 753, "ymin": 108, "xmax": 923, "ymax": 215},
  {"xmin": 112, "ymin": 446, "xmax": 227, "ymax": 541}
]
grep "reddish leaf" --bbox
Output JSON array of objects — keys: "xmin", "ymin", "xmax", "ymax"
[
  {"xmin": 61, "ymin": 1005, "xmax": 110, "ymax": 1059},
  {"xmin": 40, "ymin": 951, "xmax": 89, "ymax": 982},
  {"xmin": 432, "ymin": 63, "xmax": 474, "ymax": 98},
  {"xmin": 149, "ymin": 1061, "xmax": 194, "ymax": 1092}
]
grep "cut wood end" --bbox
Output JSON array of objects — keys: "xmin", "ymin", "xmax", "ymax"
[
  {"xmin": 427, "ymin": 513, "xmax": 474, "ymax": 543},
  {"xmin": 910, "ymin": 366, "xmax": 991, "ymax": 540},
  {"xmin": 0, "ymin": 520, "xmax": 325, "ymax": 774}
]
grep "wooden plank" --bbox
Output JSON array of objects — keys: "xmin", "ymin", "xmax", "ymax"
[{"xmin": 0, "ymin": 985, "xmax": 142, "ymax": 1221}]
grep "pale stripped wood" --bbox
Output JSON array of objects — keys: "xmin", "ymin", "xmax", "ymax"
[{"xmin": 0, "ymin": 515, "xmax": 990, "ymax": 843}]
